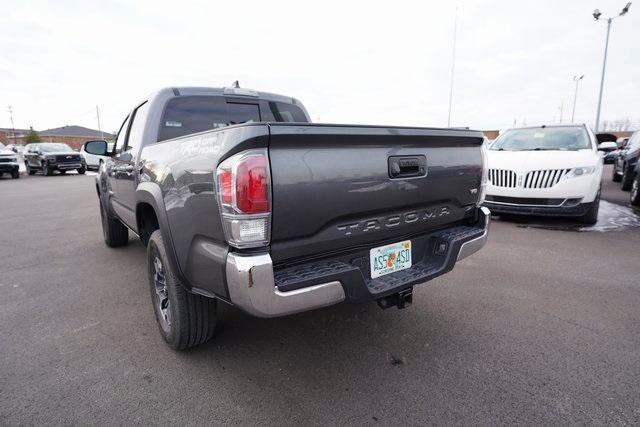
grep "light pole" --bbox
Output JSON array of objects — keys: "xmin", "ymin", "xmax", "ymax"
[
  {"xmin": 592, "ymin": 2, "xmax": 631, "ymax": 131},
  {"xmin": 7, "ymin": 106, "xmax": 15, "ymax": 144},
  {"xmin": 571, "ymin": 75, "xmax": 584, "ymax": 123}
]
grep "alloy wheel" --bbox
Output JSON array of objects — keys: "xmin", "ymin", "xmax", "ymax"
[{"xmin": 152, "ymin": 256, "xmax": 171, "ymax": 330}]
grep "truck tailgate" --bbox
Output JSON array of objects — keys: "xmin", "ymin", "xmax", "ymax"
[{"xmin": 268, "ymin": 124, "xmax": 484, "ymax": 264}]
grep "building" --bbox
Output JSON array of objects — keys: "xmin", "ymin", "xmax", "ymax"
[
  {"xmin": 0, "ymin": 125, "xmax": 113, "ymax": 150},
  {"xmin": 0, "ymin": 128, "xmax": 29, "ymax": 145}
]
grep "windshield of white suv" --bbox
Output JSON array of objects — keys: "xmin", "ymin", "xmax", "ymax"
[
  {"xmin": 490, "ymin": 127, "xmax": 591, "ymax": 151},
  {"xmin": 39, "ymin": 143, "xmax": 73, "ymax": 152}
]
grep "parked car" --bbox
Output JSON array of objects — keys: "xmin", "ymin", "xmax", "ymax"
[
  {"xmin": 612, "ymin": 131, "xmax": 639, "ymax": 190},
  {"xmin": 83, "ymin": 85, "xmax": 490, "ymax": 350},
  {"xmin": 0, "ymin": 145, "xmax": 20, "ymax": 179},
  {"xmin": 596, "ymin": 133, "xmax": 618, "ymax": 165},
  {"xmin": 484, "ymin": 125, "xmax": 615, "ymax": 224},
  {"xmin": 605, "ymin": 137, "xmax": 630, "ymax": 167},
  {"xmin": 80, "ymin": 140, "xmax": 113, "ymax": 170},
  {"xmin": 23, "ymin": 143, "xmax": 87, "ymax": 175}
]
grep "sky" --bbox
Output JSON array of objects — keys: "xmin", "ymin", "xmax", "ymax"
[{"xmin": 1, "ymin": 0, "xmax": 638, "ymax": 133}]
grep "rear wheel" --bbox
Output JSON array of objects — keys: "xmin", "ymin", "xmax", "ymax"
[
  {"xmin": 147, "ymin": 230, "xmax": 217, "ymax": 350},
  {"xmin": 630, "ymin": 176, "xmax": 640, "ymax": 207},
  {"xmin": 11, "ymin": 170, "xmax": 19, "ymax": 179},
  {"xmin": 99, "ymin": 197, "xmax": 129, "ymax": 247},
  {"xmin": 77, "ymin": 167, "xmax": 86, "ymax": 175},
  {"xmin": 621, "ymin": 166, "xmax": 634, "ymax": 191},
  {"xmin": 26, "ymin": 163, "xmax": 35, "ymax": 175},
  {"xmin": 579, "ymin": 189, "xmax": 600, "ymax": 225}
]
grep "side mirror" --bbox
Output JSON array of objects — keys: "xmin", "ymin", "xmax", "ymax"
[
  {"xmin": 84, "ymin": 140, "xmax": 109, "ymax": 156},
  {"xmin": 598, "ymin": 141, "xmax": 617, "ymax": 152}
]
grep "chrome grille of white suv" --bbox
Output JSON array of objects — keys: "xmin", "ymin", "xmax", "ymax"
[
  {"xmin": 524, "ymin": 169, "xmax": 570, "ymax": 189},
  {"xmin": 489, "ymin": 169, "xmax": 517, "ymax": 188}
]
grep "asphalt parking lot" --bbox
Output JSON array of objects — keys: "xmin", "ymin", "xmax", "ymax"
[{"xmin": 1, "ymin": 167, "xmax": 640, "ymax": 425}]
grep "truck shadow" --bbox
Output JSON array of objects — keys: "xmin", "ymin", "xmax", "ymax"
[{"xmin": 170, "ymin": 288, "xmax": 464, "ymax": 402}]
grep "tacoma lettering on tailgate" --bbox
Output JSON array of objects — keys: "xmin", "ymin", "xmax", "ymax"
[{"xmin": 337, "ymin": 206, "xmax": 451, "ymax": 236}]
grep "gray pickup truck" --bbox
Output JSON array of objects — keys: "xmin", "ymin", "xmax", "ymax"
[{"xmin": 84, "ymin": 85, "xmax": 490, "ymax": 349}]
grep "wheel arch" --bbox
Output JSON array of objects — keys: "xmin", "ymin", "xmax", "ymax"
[{"xmin": 135, "ymin": 182, "xmax": 191, "ymax": 291}]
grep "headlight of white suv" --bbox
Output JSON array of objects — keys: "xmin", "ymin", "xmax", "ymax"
[{"xmin": 565, "ymin": 166, "xmax": 595, "ymax": 179}]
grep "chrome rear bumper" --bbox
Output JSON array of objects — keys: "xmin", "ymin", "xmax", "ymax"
[
  {"xmin": 226, "ymin": 253, "xmax": 345, "ymax": 318},
  {"xmin": 226, "ymin": 207, "xmax": 490, "ymax": 318},
  {"xmin": 457, "ymin": 206, "xmax": 490, "ymax": 261}
]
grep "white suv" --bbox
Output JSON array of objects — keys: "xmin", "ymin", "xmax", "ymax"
[{"xmin": 484, "ymin": 125, "xmax": 615, "ymax": 224}]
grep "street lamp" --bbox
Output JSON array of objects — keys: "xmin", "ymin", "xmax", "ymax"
[
  {"xmin": 571, "ymin": 75, "xmax": 584, "ymax": 123},
  {"xmin": 592, "ymin": 2, "xmax": 631, "ymax": 131}
]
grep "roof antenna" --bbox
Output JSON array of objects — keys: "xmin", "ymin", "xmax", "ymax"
[{"xmin": 231, "ymin": 80, "xmax": 240, "ymax": 88}]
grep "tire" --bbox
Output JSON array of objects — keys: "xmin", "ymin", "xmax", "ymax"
[
  {"xmin": 621, "ymin": 166, "xmax": 634, "ymax": 191},
  {"xmin": 579, "ymin": 188, "xmax": 600, "ymax": 225},
  {"xmin": 147, "ymin": 230, "xmax": 217, "ymax": 350},
  {"xmin": 77, "ymin": 167, "xmax": 86, "ymax": 175},
  {"xmin": 630, "ymin": 175, "xmax": 640, "ymax": 207},
  {"xmin": 612, "ymin": 165, "xmax": 622, "ymax": 182},
  {"xmin": 11, "ymin": 170, "xmax": 19, "ymax": 179},
  {"xmin": 99, "ymin": 197, "xmax": 129, "ymax": 247},
  {"xmin": 59, "ymin": 170, "xmax": 66, "ymax": 174},
  {"xmin": 42, "ymin": 163, "xmax": 53, "ymax": 176},
  {"xmin": 26, "ymin": 163, "xmax": 35, "ymax": 175}
]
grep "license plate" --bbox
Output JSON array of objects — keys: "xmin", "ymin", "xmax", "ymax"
[{"xmin": 370, "ymin": 240, "xmax": 412, "ymax": 279}]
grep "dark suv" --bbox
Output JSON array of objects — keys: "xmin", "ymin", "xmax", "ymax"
[
  {"xmin": 23, "ymin": 143, "xmax": 86, "ymax": 176},
  {"xmin": 613, "ymin": 131, "xmax": 639, "ymax": 191}
]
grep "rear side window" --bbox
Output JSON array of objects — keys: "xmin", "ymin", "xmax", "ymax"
[
  {"xmin": 158, "ymin": 95, "xmax": 309, "ymax": 142},
  {"xmin": 158, "ymin": 96, "xmax": 260, "ymax": 142},
  {"xmin": 259, "ymin": 100, "xmax": 308, "ymax": 122}
]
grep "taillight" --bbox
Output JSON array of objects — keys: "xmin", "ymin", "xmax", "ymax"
[
  {"xmin": 478, "ymin": 142, "xmax": 489, "ymax": 206},
  {"xmin": 215, "ymin": 149, "xmax": 271, "ymax": 248},
  {"xmin": 219, "ymin": 169, "xmax": 233, "ymax": 204},
  {"xmin": 235, "ymin": 155, "xmax": 269, "ymax": 213}
]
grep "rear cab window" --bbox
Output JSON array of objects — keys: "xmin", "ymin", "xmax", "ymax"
[{"xmin": 157, "ymin": 96, "xmax": 308, "ymax": 142}]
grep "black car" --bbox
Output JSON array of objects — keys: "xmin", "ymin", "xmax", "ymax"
[
  {"xmin": 23, "ymin": 143, "xmax": 86, "ymax": 176},
  {"xmin": 612, "ymin": 131, "xmax": 639, "ymax": 190}
]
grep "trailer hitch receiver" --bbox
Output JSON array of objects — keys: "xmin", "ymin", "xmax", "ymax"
[{"xmin": 377, "ymin": 287, "xmax": 413, "ymax": 310}]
